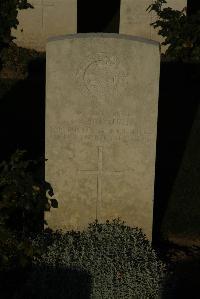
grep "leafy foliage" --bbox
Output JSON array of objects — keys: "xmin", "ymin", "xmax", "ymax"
[
  {"xmin": 23, "ymin": 218, "xmax": 169, "ymax": 298},
  {"xmin": 0, "ymin": 149, "xmax": 58, "ymax": 272},
  {"xmin": 147, "ymin": 0, "xmax": 200, "ymax": 62},
  {"xmin": 0, "ymin": 0, "xmax": 33, "ymax": 47},
  {"xmin": 0, "ymin": 0, "xmax": 33, "ymax": 70}
]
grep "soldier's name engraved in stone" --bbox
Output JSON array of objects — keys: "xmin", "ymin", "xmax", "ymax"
[
  {"xmin": 50, "ymin": 125, "xmax": 152, "ymax": 143},
  {"xmin": 49, "ymin": 112, "xmax": 152, "ymax": 143},
  {"xmin": 59, "ymin": 112, "xmax": 134, "ymax": 127},
  {"xmin": 81, "ymin": 113, "xmax": 134, "ymax": 126}
]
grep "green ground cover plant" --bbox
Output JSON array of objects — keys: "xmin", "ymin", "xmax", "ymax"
[{"xmin": 16, "ymin": 218, "xmax": 171, "ymax": 299}]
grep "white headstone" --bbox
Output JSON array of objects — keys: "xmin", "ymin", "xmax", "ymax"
[
  {"xmin": 45, "ymin": 34, "xmax": 160, "ymax": 240},
  {"xmin": 120, "ymin": 0, "xmax": 187, "ymax": 53},
  {"xmin": 11, "ymin": 0, "xmax": 77, "ymax": 51}
]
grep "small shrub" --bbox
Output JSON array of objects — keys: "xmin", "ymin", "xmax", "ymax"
[
  {"xmin": 0, "ymin": 149, "xmax": 58, "ymax": 272},
  {"xmin": 147, "ymin": 0, "xmax": 200, "ymax": 62},
  {"xmin": 25, "ymin": 218, "xmax": 169, "ymax": 298},
  {"xmin": 0, "ymin": 0, "xmax": 33, "ymax": 70}
]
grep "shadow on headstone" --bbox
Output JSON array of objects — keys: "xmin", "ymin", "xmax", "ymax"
[{"xmin": 14, "ymin": 265, "xmax": 93, "ymax": 299}]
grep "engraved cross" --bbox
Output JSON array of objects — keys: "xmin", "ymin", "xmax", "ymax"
[
  {"xmin": 78, "ymin": 146, "xmax": 134, "ymax": 211},
  {"xmin": 78, "ymin": 146, "xmax": 103, "ymax": 204}
]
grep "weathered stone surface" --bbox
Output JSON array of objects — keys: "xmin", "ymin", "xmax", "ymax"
[
  {"xmin": 45, "ymin": 34, "xmax": 160, "ymax": 240},
  {"xmin": 11, "ymin": 0, "xmax": 77, "ymax": 51},
  {"xmin": 120, "ymin": 0, "xmax": 187, "ymax": 53}
]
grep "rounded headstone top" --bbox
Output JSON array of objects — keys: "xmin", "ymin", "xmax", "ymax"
[{"xmin": 47, "ymin": 33, "xmax": 160, "ymax": 46}]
